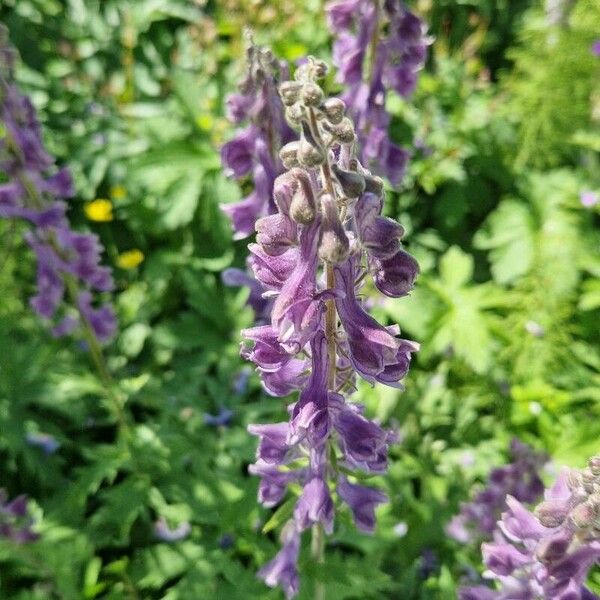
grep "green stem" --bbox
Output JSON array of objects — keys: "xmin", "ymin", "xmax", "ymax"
[{"xmin": 311, "ymin": 523, "xmax": 325, "ymax": 600}]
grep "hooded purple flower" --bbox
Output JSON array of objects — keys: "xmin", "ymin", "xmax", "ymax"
[
  {"xmin": 337, "ymin": 477, "xmax": 388, "ymax": 532},
  {"xmin": 243, "ymin": 58, "xmax": 419, "ymax": 598},
  {"xmin": 0, "ymin": 490, "xmax": 39, "ymax": 543},
  {"xmin": 258, "ymin": 525, "xmax": 301, "ymax": 600}
]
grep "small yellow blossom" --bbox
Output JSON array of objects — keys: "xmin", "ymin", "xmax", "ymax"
[
  {"xmin": 110, "ymin": 185, "xmax": 126, "ymax": 200},
  {"xmin": 117, "ymin": 249, "xmax": 144, "ymax": 270},
  {"xmin": 85, "ymin": 199, "xmax": 113, "ymax": 222}
]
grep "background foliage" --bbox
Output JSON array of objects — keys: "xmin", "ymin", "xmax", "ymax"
[{"xmin": 0, "ymin": 0, "xmax": 599, "ymax": 598}]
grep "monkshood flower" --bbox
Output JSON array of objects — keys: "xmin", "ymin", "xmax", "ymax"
[
  {"xmin": 0, "ymin": 489, "xmax": 39, "ymax": 543},
  {"xmin": 447, "ymin": 439, "xmax": 547, "ymax": 544},
  {"xmin": 242, "ymin": 58, "xmax": 419, "ymax": 597},
  {"xmin": 221, "ymin": 36, "xmax": 295, "ymax": 239},
  {"xmin": 326, "ymin": 0, "xmax": 430, "ymax": 185},
  {"xmin": 592, "ymin": 40, "xmax": 600, "ymax": 58},
  {"xmin": 0, "ymin": 26, "xmax": 116, "ymax": 343},
  {"xmin": 461, "ymin": 454, "xmax": 600, "ymax": 600}
]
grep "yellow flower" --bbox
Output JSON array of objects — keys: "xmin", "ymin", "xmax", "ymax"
[
  {"xmin": 117, "ymin": 249, "xmax": 144, "ymax": 270},
  {"xmin": 85, "ymin": 199, "xmax": 113, "ymax": 222},
  {"xmin": 110, "ymin": 185, "xmax": 126, "ymax": 200}
]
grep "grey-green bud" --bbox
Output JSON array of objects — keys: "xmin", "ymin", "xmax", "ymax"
[
  {"xmin": 288, "ymin": 168, "xmax": 316, "ymax": 224},
  {"xmin": 318, "ymin": 194, "xmax": 349, "ymax": 264},
  {"xmin": 286, "ymin": 103, "xmax": 306, "ymax": 127},
  {"xmin": 279, "ymin": 81, "xmax": 303, "ymax": 106},
  {"xmin": 298, "ymin": 122, "xmax": 324, "ymax": 167},
  {"xmin": 588, "ymin": 456, "xmax": 600, "ymax": 477},
  {"xmin": 322, "ymin": 98, "xmax": 346, "ymax": 124},
  {"xmin": 323, "ymin": 117, "xmax": 355, "ymax": 144},
  {"xmin": 280, "ymin": 142, "xmax": 301, "ymax": 169},
  {"xmin": 301, "ymin": 82, "xmax": 324, "ymax": 107}
]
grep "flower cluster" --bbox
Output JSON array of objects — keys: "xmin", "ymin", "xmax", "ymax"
[
  {"xmin": 461, "ymin": 455, "xmax": 600, "ymax": 600},
  {"xmin": 220, "ymin": 36, "xmax": 295, "ymax": 240},
  {"xmin": 242, "ymin": 57, "xmax": 419, "ymax": 598},
  {"xmin": 0, "ymin": 489, "xmax": 38, "ymax": 544},
  {"xmin": 447, "ymin": 439, "xmax": 547, "ymax": 544},
  {"xmin": 0, "ymin": 26, "xmax": 116, "ymax": 343},
  {"xmin": 326, "ymin": 0, "xmax": 430, "ymax": 185}
]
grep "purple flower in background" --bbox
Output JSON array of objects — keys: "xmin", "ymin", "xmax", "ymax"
[
  {"xmin": 592, "ymin": 40, "xmax": 600, "ymax": 57},
  {"xmin": 220, "ymin": 37, "xmax": 294, "ymax": 240},
  {"xmin": 0, "ymin": 26, "xmax": 116, "ymax": 344},
  {"xmin": 580, "ymin": 190, "xmax": 599, "ymax": 208},
  {"xmin": 447, "ymin": 439, "xmax": 547, "ymax": 544},
  {"xmin": 25, "ymin": 432, "xmax": 61, "ymax": 455},
  {"xmin": 203, "ymin": 406, "xmax": 234, "ymax": 427},
  {"xmin": 153, "ymin": 518, "xmax": 191, "ymax": 543},
  {"xmin": 326, "ymin": 0, "xmax": 430, "ymax": 185},
  {"xmin": 0, "ymin": 489, "xmax": 39, "ymax": 543},
  {"xmin": 461, "ymin": 454, "xmax": 600, "ymax": 599},
  {"xmin": 241, "ymin": 58, "xmax": 419, "ymax": 597}
]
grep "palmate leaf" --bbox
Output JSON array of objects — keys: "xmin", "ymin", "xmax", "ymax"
[
  {"xmin": 128, "ymin": 141, "xmax": 218, "ymax": 230},
  {"xmin": 474, "ymin": 199, "xmax": 535, "ymax": 284},
  {"xmin": 424, "ymin": 247, "xmax": 505, "ymax": 373}
]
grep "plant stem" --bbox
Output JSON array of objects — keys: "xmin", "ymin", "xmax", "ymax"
[{"xmin": 311, "ymin": 522, "xmax": 326, "ymax": 600}]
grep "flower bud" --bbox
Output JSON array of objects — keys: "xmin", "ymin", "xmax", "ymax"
[
  {"xmin": 534, "ymin": 500, "xmax": 567, "ymax": 528},
  {"xmin": 298, "ymin": 122, "xmax": 324, "ymax": 167},
  {"xmin": 332, "ymin": 164, "xmax": 366, "ymax": 198},
  {"xmin": 280, "ymin": 142, "xmax": 300, "ymax": 169},
  {"xmin": 289, "ymin": 168, "xmax": 316, "ymax": 224},
  {"xmin": 318, "ymin": 194, "xmax": 349, "ymax": 264},
  {"xmin": 588, "ymin": 456, "xmax": 600, "ymax": 476},
  {"xmin": 279, "ymin": 81, "xmax": 303, "ymax": 106},
  {"xmin": 322, "ymin": 98, "xmax": 345, "ymax": 124},
  {"xmin": 569, "ymin": 501, "xmax": 598, "ymax": 529},
  {"xmin": 286, "ymin": 104, "xmax": 305, "ymax": 127},
  {"xmin": 273, "ymin": 171, "xmax": 299, "ymax": 214},
  {"xmin": 582, "ymin": 468, "xmax": 596, "ymax": 493},
  {"xmin": 311, "ymin": 59, "xmax": 328, "ymax": 79},
  {"xmin": 364, "ymin": 175, "xmax": 384, "ymax": 195},
  {"xmin": 301, "ymin": 83, "xmax": 324, "ymax": 107},
  {"xmin": 323, "ymin": 117, "xmax": 355, "ymax": 144}
]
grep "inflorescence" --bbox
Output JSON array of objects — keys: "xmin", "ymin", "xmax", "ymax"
[
  {"xmin": 326, "ymin": 0, "xmax": 430, "ymax": 185},
  {"xmin": 447, "ymin": 439, "xmax": 548, "ymax": 545},
  {"xmin": 461, "ymin": 455, "xmax": 600, "ymax": 600},
  {"xmin": 241, "ymin": 57, "xmax": 419, "ymax": 598},
  {"xmin": 0, "ymin": 489, "xmax": 38, "ymax": 544},
  {"xmin": 0, "ymin": 26, "xmax": 116, "ymax": 344}
]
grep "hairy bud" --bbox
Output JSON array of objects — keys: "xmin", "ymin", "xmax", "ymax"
[
  {"xmin": 280, "ymin": 142, "xmax": 301, "ymax": 169},
  {"xmin": 318, "ymin": 194, "xmax": 349, "ymax": 263},
  {"xmin": 301, "ymin": 82, "xmax": 324, "ymax": 107},
  {"xmin": 588, "ymin": 456, "xmax": 600, "ymax": 477},
  {"xmin": 279, "ymin": 81, "xmax": 303, "ymax": 106},
  {"xmin": 286, "ymin": 104, "xmax": 305, "ymax": 127},
  {"xmin": 289, "ymin": 169, "xmax": 317, "ymax": 224},
  {"xmin": 298, "ymin": 122, "xmax": 324, "ymax": 167},
  {"xmin": 569, "ymin": 501, "xmax": 598, "ymax": 529},
  {"xmin": 332, "ymin": 164, "xmax": 366, "ymax": 198},
  {"xmin": 322, "ymin": 98, "xmax": 345, "ymax": 124},
  {"xmin": 323, "ymin": 117, "xmax": 355, "ymax": 144}
]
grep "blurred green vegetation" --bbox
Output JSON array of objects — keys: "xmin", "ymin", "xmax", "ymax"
[{"xmin": 0, "ymin": 0, "xmax": 599, "ymax": 598}]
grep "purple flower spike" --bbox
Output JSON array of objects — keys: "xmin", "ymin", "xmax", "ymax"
[
  {"xmin": 326, "ymin": 0, "xmax": 430, "ymax": 184},
  {"xmin": 0, "ymin": 30, "xmax": 117, "ymax": 344},
  {"xmin": 447, "ymin": 439, "xmax": 547, "ymax": 545},
  {"xmin": 243, "ymin": 58, "xmax": 419, "ymax": 598},
  {"xmin": 460, "ymin": 452, "xmax": 600, "ymax": 599}
]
